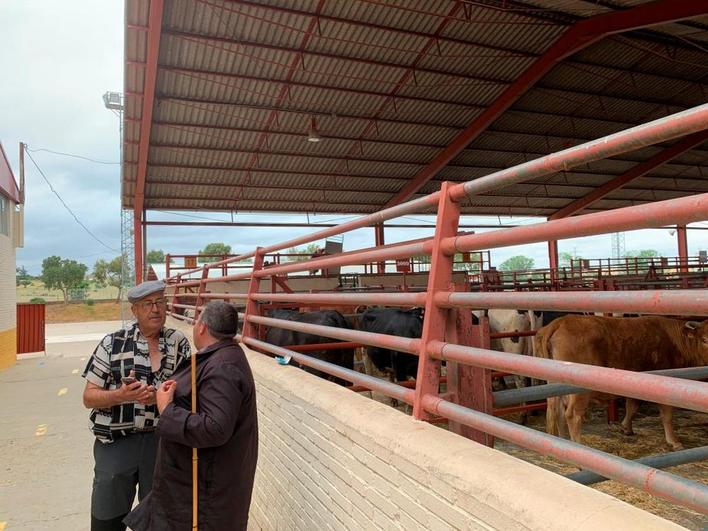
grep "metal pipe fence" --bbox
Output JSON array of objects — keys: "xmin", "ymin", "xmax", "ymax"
[{"xmin": 165, "ymin": 103, "xmax": 708, "ymax": 514}]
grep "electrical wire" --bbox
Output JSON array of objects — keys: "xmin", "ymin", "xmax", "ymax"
[
  {"xmin": 25, "ymin": 149, "xmax": 120, "ymax": 253},
  {"xmin": 26, "ymin": 147, "xmax": 119, "ymax": 165}
]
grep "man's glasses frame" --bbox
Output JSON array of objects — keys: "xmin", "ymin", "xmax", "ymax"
[{"xmin": 135, "ymin": 298, "xmax": 168, "ymax": 310}]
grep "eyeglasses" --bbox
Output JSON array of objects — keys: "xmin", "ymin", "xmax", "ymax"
[{"xmin": 135, "ymin": 298, "xmax": 167, "ymax": 310}]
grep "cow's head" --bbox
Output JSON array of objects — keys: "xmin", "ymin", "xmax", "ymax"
[{"xmin": 685, "ymin": 320, "xmax": 708, "ymax": 361}]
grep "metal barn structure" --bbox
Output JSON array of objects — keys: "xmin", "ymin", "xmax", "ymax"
[{"xmin": 121, "ymin": 0, "xmax": 708, "ymax": 525}]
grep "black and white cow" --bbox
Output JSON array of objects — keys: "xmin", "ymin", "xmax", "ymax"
[
  {"xmin": 358, "ymin": 308, "xmax": 424, "ymax": 383},
  {"xmin": 265, "ymin": 309, "xmax": 354, "ymax": 385}
]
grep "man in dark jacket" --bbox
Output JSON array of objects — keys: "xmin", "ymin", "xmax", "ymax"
[{"xmin": 124, "ymin": 301, "xmax": 258, "ymax": 531}]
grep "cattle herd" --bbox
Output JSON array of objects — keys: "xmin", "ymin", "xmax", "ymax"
[{"xmin": 174, "ymin": 300, "xmax": 706, "ymax": 451}]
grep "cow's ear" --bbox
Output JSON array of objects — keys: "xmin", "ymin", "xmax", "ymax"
[{"xmin": 684, "ymin": 321, "xmax": 701, "ymax": 331}]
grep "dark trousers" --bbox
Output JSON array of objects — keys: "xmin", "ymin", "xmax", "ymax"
[{"xmin": 91, "ymin": 432, "xmax": 157, "ymax": 530}]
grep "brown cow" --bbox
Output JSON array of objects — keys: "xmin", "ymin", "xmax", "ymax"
[{"xmin": 534, "ymin": 315, "xmax": 708, "ymax": 450}]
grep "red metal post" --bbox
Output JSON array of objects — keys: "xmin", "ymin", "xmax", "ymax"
[
  {"xmin": 374, "ymin": 223, "xmax": 385, "ymax": 274},
  {"xmin": 169, "ymin": 274, "xmax": 182, "ymax": 314},
  {"xmin": 548, "ymin": 239, "xmax": 559, "ymax": 289},
  {"xmin": 413, "ymin": 183, "xmax": 460, "ymax": 420},
  {"xmin": 241, "ymin": 249, "xmax": 265, "ymax": 340},
  {"xmin": 447, "ymin": 306, "xmax": 494, "ymax": 446},
  {"xmin": 677, "ymin": 225, "xmax": 689, "ymax": 273},
  {"xmin": 134, "ymin": 213, "xmax": 143, "ymax": 283},
  {"xmin": 132, "ymin": 0, "xmax": 164, "ymax": 284},
  {"xmin": 193, "ymin": 266, "xmax": 210, "ymax": 322}
]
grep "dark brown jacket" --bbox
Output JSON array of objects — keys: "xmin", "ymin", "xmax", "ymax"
[{"xmin": 125, "ymin": 340, "xmax": 258, "ymax": 531}]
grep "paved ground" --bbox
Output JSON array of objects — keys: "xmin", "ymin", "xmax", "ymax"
[
  {"xmin": 0, "ymin": 321, "xmax": 125, "ymax": 530},
  {"xmin": 0, "ymin": 356, "xmax": 93, "ymax": 530}
]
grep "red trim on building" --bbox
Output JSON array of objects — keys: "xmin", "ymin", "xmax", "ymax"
[{"xmin": 0, "ymin": 143, "xmax": 21, "ymax": 204}]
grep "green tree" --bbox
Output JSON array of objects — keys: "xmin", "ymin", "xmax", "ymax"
[
  {"xmin": 198, "ymin": 242, "xmax": 232, "ymax": 263},
  {"xmin": 16, "ymin": 266, "xmax": 33, "ymax": 288},
  {"xmin": 453, "ymin": 252, "xmax": 483, "ymax": 272},
  {"xmin": 93, "ymin": 256, "xmax": 124, "ymax": 301},
  {"xmin": 625, "ymin": 249, "xmax": 659, "ymax": 258},
  {"xmin": 41, "ymin": 256, "xmax": 88, "ymax": 304},
  {"xmin": 285, "ymin": 243, "xmax": 321, "ymax": 262},
  {"xmin": 498, "ymin": 255, "xmax": 535, "ymax": 272},
  {"xmin": 147, "ymin": 249, "xmax": 168, "ymax": 264},
  {"xmin": 624, "ymin": 249, "xmax": 659, "ymax": 273},
  {"xmin": 559, "ymin": 251, "xmax": 583, "ymax": 268}
]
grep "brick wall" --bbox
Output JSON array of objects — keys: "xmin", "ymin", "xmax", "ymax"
[
  {"xmin": 0, "ymin": 208, "xmax": 16, "ymax": 369},
  {"xmin": 165, "ymin": 318, "xmax": 676, "ymax": 530}
]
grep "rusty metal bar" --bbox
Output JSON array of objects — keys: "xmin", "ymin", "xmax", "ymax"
[
  {"xmin": 252, "ymin": 292, "xmax": 426, "ymax": 307},
  {"xmin": 200, "ymin": 292, "xmax": 249, "ymax": 300},
  {"xmin": 442, "ymin": 193, "xmax": 708, "ymax": 256},
  {"xmin": 252, "ymin": 237, "xmax": 439, "ymax": 278},
  {"xmin": 435, "ymin": 289, "xmax": 708, "ymax": 316},
  {"xmin": 494, "ymin": 366, "xmax": 708, "ymax": 408},
  {"xmin": 428, "ymin": 341, "xmax": 708, "ymax": 413},
  {"xmin": 489, "ymin": 330, "xmax": 537, "ymax": 339},
  {"xmin": 284, "ymin": 341, "xmax": 360, "ymax": 352},
  {"xmin": 422, "ymin": 395, "xmax": 708, "ymax": 514},
  {"xmin": 567, "ymin": 446, "xmax": 708, "ymax": 486},
  {"xmin": 242, "ymin": 336, "xmax": 416, "ymax": 405},
  {"xmin": 448, "ymin": 103, "xmax": 708, "ymax": 202},
  {"xmin": 246, "ymin": 314, "xmax": 420, "ymax": 354}
]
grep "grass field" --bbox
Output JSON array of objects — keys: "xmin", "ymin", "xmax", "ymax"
[
  {"xmin": 44, "ymin": 300, "xmax": 124, "ymax": 323},
  {"xmin": 17, "ymin": 280, "xmax": 119, "ymax": 303}
]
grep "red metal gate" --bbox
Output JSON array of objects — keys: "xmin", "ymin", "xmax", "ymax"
[{"xmin": 17, "ymin": 303, "xmax": 45, "ymax": 354}]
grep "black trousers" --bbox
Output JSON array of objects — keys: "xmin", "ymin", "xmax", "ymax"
[{"xmin": 91, "ymin": 432, "xmax": 157, "ymax": 529}]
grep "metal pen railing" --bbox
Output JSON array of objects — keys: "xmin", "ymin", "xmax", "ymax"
[{"xmin": 165, "ymin": 103, "xmax": 708, "ymax": 514}]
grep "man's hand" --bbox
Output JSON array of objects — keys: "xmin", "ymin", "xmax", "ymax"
[
  {"xmin": 156, "ymin": 379, "xmax": 177, "ymax": 414},
  {"xmin": 115, "ymin": 370, "xmax": 151, "ymax": 404},
  {"xmin": 138, "ymin": 385, "xmax": 157, "ymax": 406}
]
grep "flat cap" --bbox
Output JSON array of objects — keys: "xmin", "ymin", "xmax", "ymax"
[{"xmin": 127, "ymin": 280, "xmax": 166, "ymax": 303}]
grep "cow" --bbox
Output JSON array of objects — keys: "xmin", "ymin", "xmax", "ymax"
[
  {"xmin": 265, "ymin": 309, "xmax": 354, "ymax": 386},
  {"xmin": 487, "ymin": 309, "xmax": 535, "ymax": 388},
  {"xmin": 534, "ymin": 315, "xmax": 708, "ymax": 450},
  {"xmin": 358, "ymin": 308, "xmax": 423, "ymax": 383}
]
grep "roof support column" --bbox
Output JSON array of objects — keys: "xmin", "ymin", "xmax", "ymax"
[
  {"xmin": 374, "ymin": 223, "xmax": 385, "ymax": 274},
  {"xmin": 548, "ymin": 239, "xmax": 559, "ymax": 290},
  {"xmin": 134, "ymin": 211, "xmax": 144, "ymax": 284},
  {"xmin": 677, "ymin": 225, "xmax": 689, "ymax": 273},
  {"xmin": 133, "ymin": 0, "xmax": 164, "ymax": 284}
]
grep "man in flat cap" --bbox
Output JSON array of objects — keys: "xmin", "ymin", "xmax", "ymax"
[{"xmin": 82, "ymin": 280, "xmax": 191, "ymax": 531}]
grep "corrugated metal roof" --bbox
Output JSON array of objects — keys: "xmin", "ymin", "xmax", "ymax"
[{"xmin": 124, "ymin": 0, "xmax": 708, "ymax": 218}]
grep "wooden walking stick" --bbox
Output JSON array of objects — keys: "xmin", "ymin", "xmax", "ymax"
[{"xmin": 191, "ymin": 353, "xmax": 198, "ymax": 530}]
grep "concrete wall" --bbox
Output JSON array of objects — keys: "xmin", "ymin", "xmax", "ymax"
[
  {"xmin": 166, "ymin": 317, "xmax": 677, "ymax": 531},
  {"xmin": 0, "ymin": 199, "xmax": 17, "ymax": 370}
]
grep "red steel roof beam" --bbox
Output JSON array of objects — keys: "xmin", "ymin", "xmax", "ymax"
[
  {"xmin": 132, "ymin": 0, "xmax": 164, "ymax": 283},
  {"xmin": 549, "ymin": 129, "xmax": 708, "ymax": 220},
  {"xmin": 221, "ymin": 0, "xmax": 531, "ymax": 57},
  {"xmin": 384, "ymin": 0, "xmax": 708, "ymax": 208}
]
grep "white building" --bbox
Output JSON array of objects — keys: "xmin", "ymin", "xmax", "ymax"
[{"xmin": 0, "ymin": 143, "xmax": 24, "ymax": 370}]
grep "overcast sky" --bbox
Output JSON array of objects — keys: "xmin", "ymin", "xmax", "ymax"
[{"xmin": 1, "ymin": 1, "xmax": 706, "ymax": 276}]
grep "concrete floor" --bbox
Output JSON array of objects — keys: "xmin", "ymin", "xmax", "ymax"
[{"xmin": 0, "ymin": 321, "xmax": 126, "ymax": 530}]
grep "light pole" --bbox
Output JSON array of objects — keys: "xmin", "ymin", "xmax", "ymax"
[{"xmin": 103, "ymin": 91, "xmax": 135, "ymax": 326}]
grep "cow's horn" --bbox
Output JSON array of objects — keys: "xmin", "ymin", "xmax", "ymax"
[{"xmin": 684, "ymin": 321, "xmax": 701, "ymax": 330}]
